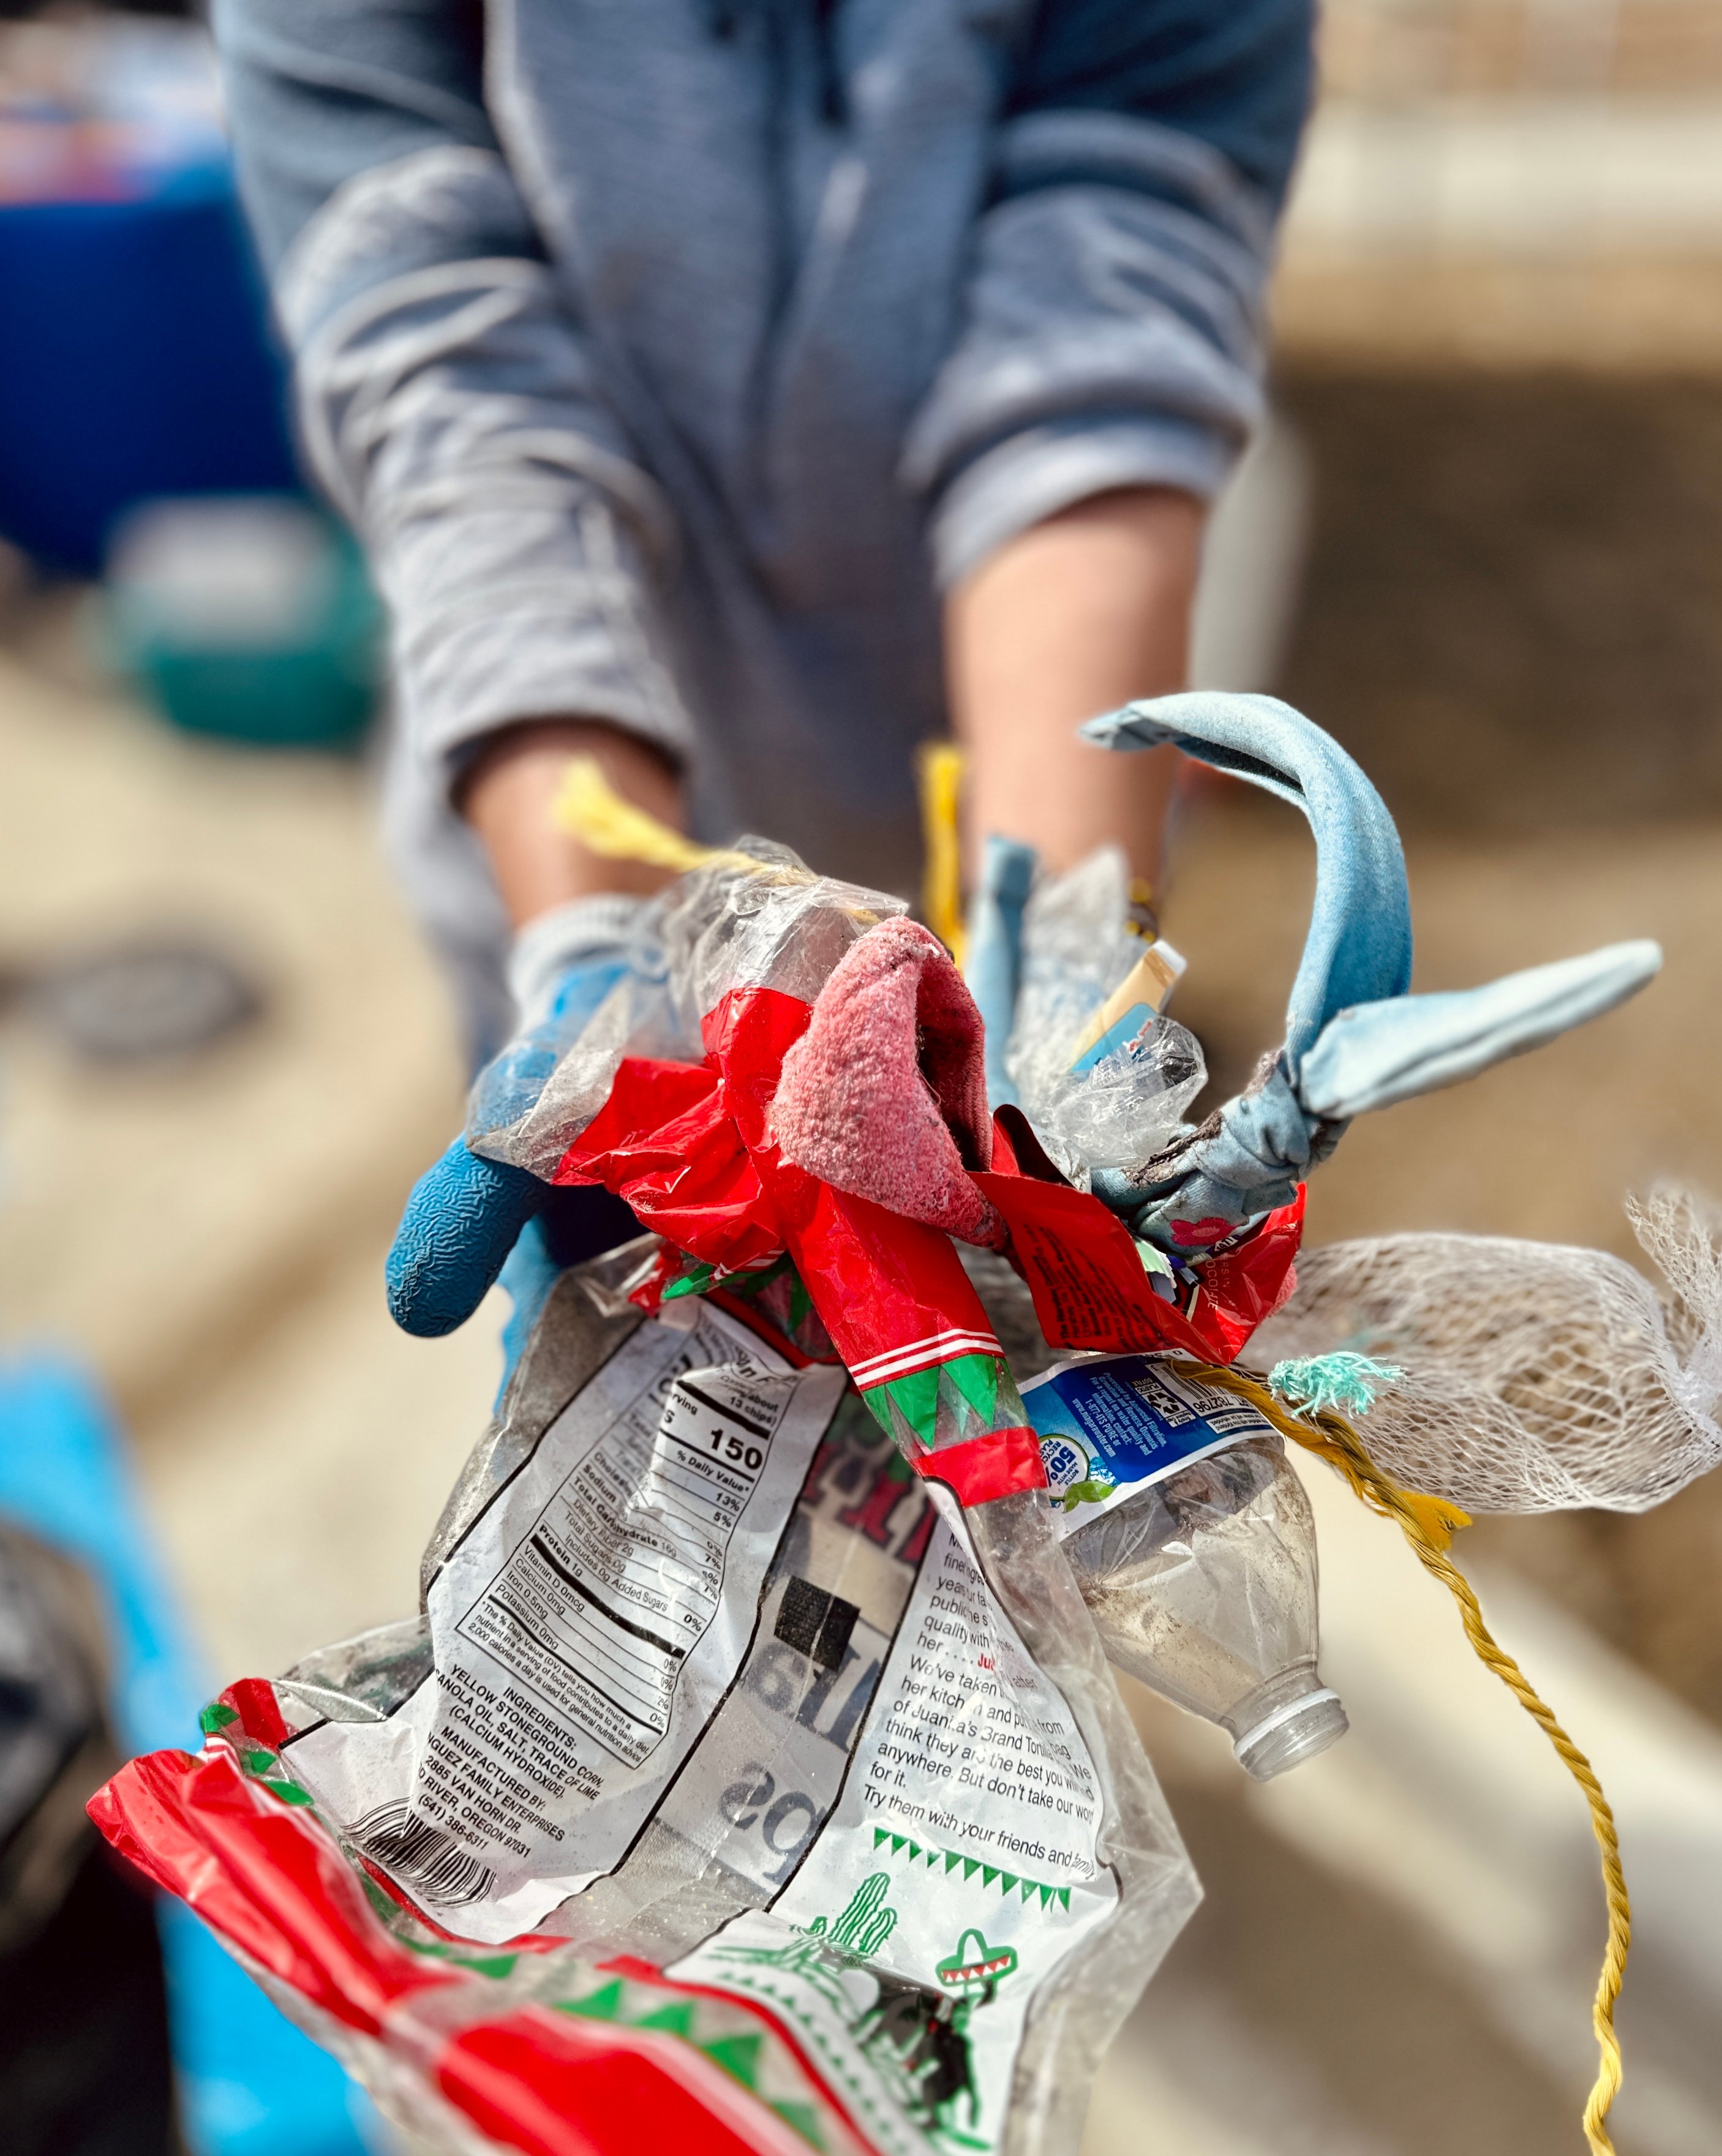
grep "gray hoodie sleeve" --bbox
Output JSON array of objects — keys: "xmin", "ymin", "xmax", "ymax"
[
  {"xmin": 214, "ymin": 0, "xmax": 695, "ymax": 781},
  {"xmin": 904, "ymin": 0, "xmax": 1316, "ymax": 588}
]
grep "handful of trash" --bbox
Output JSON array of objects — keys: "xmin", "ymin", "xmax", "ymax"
[{"xmin": 92, "ymin": 693, "xmax": 1715, "ymax": 2156}]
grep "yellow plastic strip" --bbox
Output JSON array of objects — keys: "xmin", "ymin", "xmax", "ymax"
[
  {"xmin": 551, "ymin": 756, "xmax": 887, "ymax": 930},
  {"xmin": 917, "ymin": 740, "xmax": 967, "ymax": 964},
  {"xmin": 1173, "ymin": 1358, "xmax": 1630, "ymax": 2156},
  {"xmin": 550, "ymin": 756, "xmax": 749, "ymax": 874}
]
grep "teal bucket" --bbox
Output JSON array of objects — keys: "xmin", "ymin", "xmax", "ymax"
[{"xmin": 105, "ymin": 495, "xmax": 382, "ymax": 749}]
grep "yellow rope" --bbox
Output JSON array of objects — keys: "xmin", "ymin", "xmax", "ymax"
[
  {"xmin": 917, "ymin": 740, "xmax": 967, "ymax": 964},
  {"xmin": 1171, "ymin": 1358, "xmax": 1630, "ymax": 2156}
]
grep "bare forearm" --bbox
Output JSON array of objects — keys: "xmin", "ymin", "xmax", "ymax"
[
  {"xmin": 458, "ymin": 719, "xmax": 686, "ymax": 928},
  {"xmin": 461, "ymin": 486, "xmax": 1200, "ymax": 928},
  {"xmin": 944, "ymin": 486, "xmax": 1203, "ymax": 889}
]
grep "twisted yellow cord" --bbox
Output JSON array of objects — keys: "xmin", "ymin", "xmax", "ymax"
[
  {"xmin": 552, "ymin": 753, "xmax": 897, "ymax": 931},
  {"xmin": 917, "ymin": 740, "xmax": 967, "ymax": 964},
  {"xmin": 1171, "ymin": 1358, "xmax": 1630, "ymax": 2156}
]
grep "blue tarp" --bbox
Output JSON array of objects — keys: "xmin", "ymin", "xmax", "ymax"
[
  {"xmin": 0, "ymin": 1350, "xmax": 376, "ymax": 2156},
  {"xmin": 0, "ymin": 164, "xmax": 301, "ymax": 574}
]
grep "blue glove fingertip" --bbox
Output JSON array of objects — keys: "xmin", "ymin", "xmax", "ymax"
[{"xmin": 386, "ymin": 1140, "xmax": 544, "ymax": 1337}]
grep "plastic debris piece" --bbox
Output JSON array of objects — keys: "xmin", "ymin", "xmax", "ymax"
[
  {"xmin": 554, "ymin": 753, "xmax": 754, "ymax": 876},
  {"xmin": 917, "ymin": 738, "xmax": 968, "ymax": 963},
  {"xmin": 91, "ymin": 1250, "xmax": 1201, "ymax": 2156},
  {"xmin": 1002, "ymin": 847, "xmax": 1205, "ymax": 1180},
  {"xmin": 1021, "ymin": 1352, "xmax": 1347, "ymax": 1779},
  {"xmin": 964, "ymin": 833, "xmax": 1037, "ymax": 1109},
  {"xmin": 1266, "ymin": 1351, "xmax": 1403, "ymax": 1422},
  {"xmin": 1067, "ymin": 940, "xmax": 1186, "ymax": 1075}
]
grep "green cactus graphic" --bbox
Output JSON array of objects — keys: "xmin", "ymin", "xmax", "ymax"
[{"xmin": 829, "ymin": 1872, "xmax": 898, "ymax": 1957}]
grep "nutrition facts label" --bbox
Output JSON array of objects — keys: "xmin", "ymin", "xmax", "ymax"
[
  {"xmin": 459, "ymin": 1352, "xmax": 794, "ymax": 1768},
  {"xmin": 286, "ymin": 1300, "xmax": 845, "ymax": 1943}
]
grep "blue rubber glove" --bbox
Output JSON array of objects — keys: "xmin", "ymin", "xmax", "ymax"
[
  {"xmin": 1081, "ymin": 693, "xmax": 1661, "ymax": 1253},
  {"xmin": 386, "ymin": 896, "xmax": 650, "ymax": 1359},
  {"xmin": 964, "ymin": 834, "xmax": 1038, "ymax": 1111}
]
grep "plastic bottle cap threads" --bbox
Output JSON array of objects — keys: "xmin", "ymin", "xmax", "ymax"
[{"xmin": 1231, "ymin": 1687, "xmax": 1346, "ymax": 1777}]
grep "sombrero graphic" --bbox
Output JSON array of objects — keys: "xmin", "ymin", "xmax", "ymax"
[{"xmin": 936, "ymin": 1929, "xmax": 1018, "ymax": 1991}]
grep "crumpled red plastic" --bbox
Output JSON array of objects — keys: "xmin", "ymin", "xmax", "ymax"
[
  {"xmin": 551, "ymin": 980, "xmax": 1301, "ymax": 1406},
  {"xmin": 89, "ymin": 1739, "xmax": 814, "ymax": 2156},
  {"xmin": 977, "ymin": 1168, "xmax": 1303, "ymax": 1365},
  {"xmin": 554, "ymin": 986, "xmax": 1006, "ymax": 1403}
]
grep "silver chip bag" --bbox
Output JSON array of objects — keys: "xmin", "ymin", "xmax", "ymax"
[{"xmin": 91, "ymin": 1242, "xmax": 1199, "ymax": 2156}]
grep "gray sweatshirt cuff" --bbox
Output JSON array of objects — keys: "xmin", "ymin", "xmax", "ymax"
[
  {"xmin": 385, "ymin": 496, "xmax": 697, "ymax": 783},
  {"xmin": 928, "ymin": 415, "xmax": 1238, "ymax": 590},
  {"xmin": 506, "ymin": 893, "xmax": 652, "ymax": 1028}
]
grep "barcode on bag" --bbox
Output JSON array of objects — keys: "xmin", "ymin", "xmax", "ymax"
[{"xmin": 350, "ymin": 1802, "xmax": 495, "ymax": 1907}]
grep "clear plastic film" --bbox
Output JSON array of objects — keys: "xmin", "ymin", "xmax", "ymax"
[
  {"xmin": 1002, "ymin": 849, "xmax": 1205, "ymax": 1181},
  {"xmin": 657, "ymin": 841, "xmax": 906, "ymax": 1043},
  {"xmin": 1251, "ymin": 1185, "xmax": 1722, "ymax": 1515},
  {"xmin": 473, "ymin": 954, "xmax": 687, "ymax": 1179},
  {"xmin": 472, "ymin": 839, "xmax": 906, "ymax": 1182}
]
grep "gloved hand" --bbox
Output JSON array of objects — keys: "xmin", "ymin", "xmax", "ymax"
[
  {"xmin": 963, "ymin": 833, "xmax": 1037, "ymax": 1111},
  {"xmin": 386, "ymin": 895, "xmax": 650, "ymax": 1370},
  {"xmin": 1080, "ymin": 692, "xmax": 1661, "ymax": 1256}
]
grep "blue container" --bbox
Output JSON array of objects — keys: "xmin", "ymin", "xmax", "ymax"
[
  {"xmin": 0, "ymin": 1353, "xmax": 378, "ymax": 2156},
  {"xmin": 0, "ymin": 163, "xmax": 301, "ymax": 575}
]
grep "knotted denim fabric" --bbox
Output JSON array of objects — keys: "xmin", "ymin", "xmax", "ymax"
[
  {"xmin": 1083, "ymin": 693, "xmax": 1660, "ymax": 1255},
  {"xmin": 1094, "ymin": 1051, "xmax": 1343, "ymax": 1249}
]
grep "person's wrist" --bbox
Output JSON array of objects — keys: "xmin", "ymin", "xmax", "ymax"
[
  {"xmin": 944, "ymin": 486, "xmax": 1201, "ymax": 884},
  {"xmin": 458, "ymin": 716, "xmax": 686, "ymax": 925}
]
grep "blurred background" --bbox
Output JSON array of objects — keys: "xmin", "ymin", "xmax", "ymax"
[{"xmin": 0, "ymin": 2, "xmax": 1718, "ymax": 2153}]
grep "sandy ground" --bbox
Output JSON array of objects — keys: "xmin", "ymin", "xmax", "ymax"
[{"xmin": 1, "ymin": 496, "xmax": 1719, "ymax": 2154}]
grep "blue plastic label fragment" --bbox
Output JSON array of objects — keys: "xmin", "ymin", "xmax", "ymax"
[{"xmin": 1020, "ymin": 1353, "xmax": 1276, "ymax": 1534}]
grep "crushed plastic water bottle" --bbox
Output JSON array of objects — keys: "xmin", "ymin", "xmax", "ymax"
[
  {"xmin": 958, "ymin": 1256, "xmax": 1346, "ymax": 1779},
  {"xmin": 1059, "ymin": 1435, "xmax": 1347, "ymax": 1778},
  {"xmin": 1021, "ymin": 1352, "xmax": 1346, "ymax": 1778}
]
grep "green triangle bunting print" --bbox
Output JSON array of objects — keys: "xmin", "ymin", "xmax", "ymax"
[
  {"xmin": 701, "ymin": 2034, "xmax": 763, "ymax": 2090},
  {"xmin": 559, "ymin": 1980, "xmax": 624, "ymax": 2022}
]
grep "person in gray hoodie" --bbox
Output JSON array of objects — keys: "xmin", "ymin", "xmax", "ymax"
[{"xmin": 213, "ymin": 0, "xmax": 1315, "ymax": 1339}]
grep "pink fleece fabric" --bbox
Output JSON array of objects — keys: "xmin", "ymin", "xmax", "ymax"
[{"xmin": 769, "ymin": 917, "xmax": 1002, "ymax": 1247}]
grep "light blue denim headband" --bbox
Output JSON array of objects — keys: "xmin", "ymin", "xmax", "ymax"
[
  {"xmin": 971, "ymin": 691, "xmax": 1662, "ymax": 1256},
  {"xmin": 1084, "ymin": 692, "xmax": 1413, "ymax": 1064}
]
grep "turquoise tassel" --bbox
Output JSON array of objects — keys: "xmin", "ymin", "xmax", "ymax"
[{"xmin": 1268, "ymin": 1351, "xmax": 1403, "ymax": 1420}]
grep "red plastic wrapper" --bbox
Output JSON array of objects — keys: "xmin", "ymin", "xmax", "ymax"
[
  {"xmin": 92, "ymin": 1699, "xmax": 862, "ymax": 2156},
  {"xmin": 551, "ymin": 984, "xmax": 1301, "ymax": 1505}
]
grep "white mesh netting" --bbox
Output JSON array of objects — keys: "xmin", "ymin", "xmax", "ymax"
[{"xmin": 1248, "ymin": 1186, "xmax": 1722, "ymax": 1514}]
